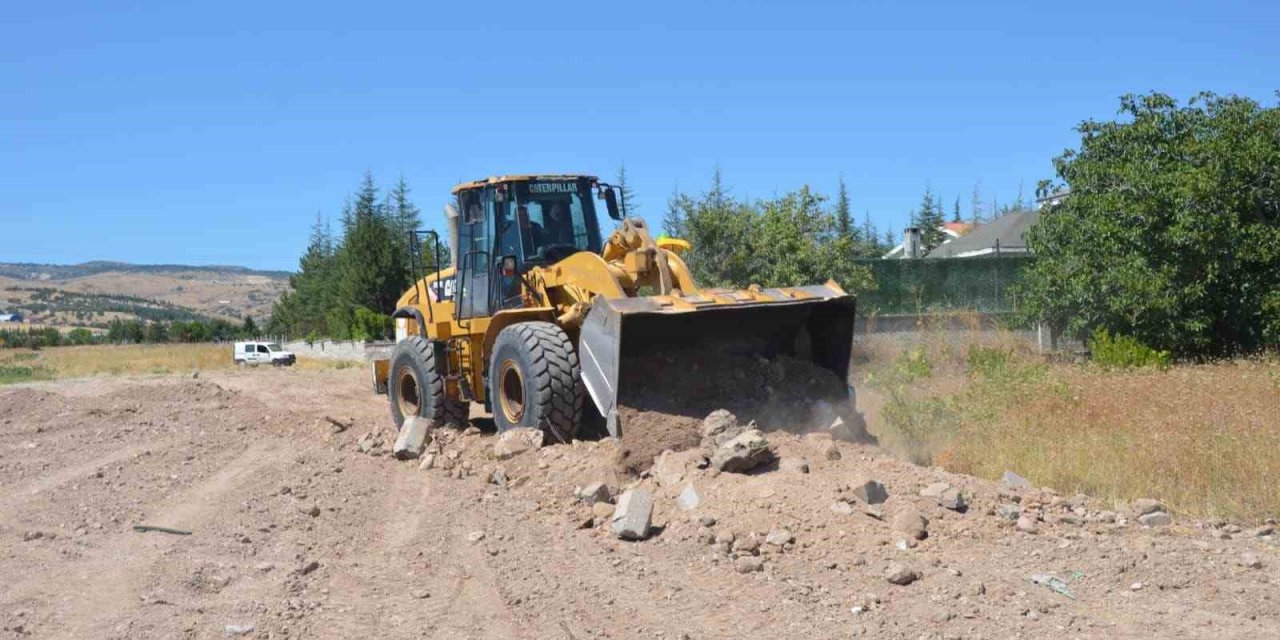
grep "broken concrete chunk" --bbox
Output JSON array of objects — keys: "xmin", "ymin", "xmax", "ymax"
[
  {"xmin": 493, "ymin": 428, "xmax": 544, "ymax": 459},
  {"xmin": 1002, "ymin": 471, "xmax": 1032, "ymax": 490},
  {"xmin": 393, "ymin": 417, "xmax": 430, "ymax": 460},
  {"xmin": 677, "ymin": 484, "xmax": 703, "ymax": 511},
  {"xmin": 710, "ymin": 429, "xmax": 773, "ymax": 473},
  {"xmin": 938, "ymin": 488, "xmax": 967, "ymax": 512},
  {"xmin": 576, "ymin": 482, "xmax": 615, "ymax": 505},
  {"xmin": 611, "ymin": 489, "xmax": 654, "ymax": 540},
  {"xmin": 851, "ymin": 478, "xmax": 889, "ymax": 505}
]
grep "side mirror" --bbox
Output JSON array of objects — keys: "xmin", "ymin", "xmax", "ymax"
[{"xmin": 604, "ymin": 188, "xmax": 622, "ymax": 221}]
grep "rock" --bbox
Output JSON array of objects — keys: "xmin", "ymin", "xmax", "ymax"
[
  {"xmin": 920, "ymin": 482, "xmax": 950, "ymax": 498},
  {"xmin": 255, "ymin": 562, "xmax": 275, "ymax": 572},
  {"xmin": 224, "ymin": 624, "xmax": 255, "ymax": 636},
  {"xmin": 393, "ymin": 417, "xmax": 430, "ymax": 459},
  {"xmin": 489, "ymin": 467, "xmax": 508, "ymax": 487},
  {"xmin": 823, "ymin": 442, "xmax": 842, "ymax": 461},
  {"xmin": 1239, "ymin": 552, "xmax": 1263, "ymax": 569},
  {"xmin": 677, "ymin": 484, "xmax": 703, "ymax": 511},
  {"xmin": 710, "ymin": 429, "xmax": 773, "ymax": 473},
  {"xmin": 938, "ymin": 488, "xmax": 967, "ymax": 512},
  {"xmin": 765, "ymin": 529, "xmax": 794, "ymax": 546},
  {"xmin": 732, "ymin": 535, "xmax": 761, "ymax": 555},
  {"xmin": 699, "ymin": 516, "xmax": 717, "ymax": 527},
  {"xmin": 851, "ymin": 478, "xmax": 889, "ymax": 505},
  {"xmin": 611, "ymin": 489, "xmax": 654, "ymax": 540},
  {"xmin": 1251, "ymin": 525, "xmax": 1275, "ymax": 537},
  {"xmin": 22, "ymin": 531, "xmax": 43, "ymax": 542},
  {"xmin": 862, "ymin": 504, "xmax": 885, "ymax": 520},
  {"xmin": 734, "ymin": 556, "xmax": 765, "ymax": 573},
  {"xmin": 778, "ymin": 457, "xmax": 810, "ymax": 474},
  {"xmin": 1130, "ymin": 498, "xmax": 1164, "ymax": 517},
  {"xmin": 884, "ymin": 562, "xmax": 920, "ymax": 586},
  {"xmin": 1137, "ymin": 511, "xmax": 1172, "ymax": 527},
  {"xmin": 701, "ymin": 409, "xmax": 741, "ymax": 445},
  {"xmin": 1002, "ymin": 470, "xmax": 1032, "ymax": 490},
  {"xmin": 466, "ymin": 531, "xmax": 486, "ymax": 543},
  {"xmin": 995, "ymin": 504, "xmax": 1021, "ymax": 521},
  {"xmin": 652, "ymin": 449, "xmax": 705, "ymax": 487},
  {"xmin": 493, "ymin": 428, "xmax": 544, "ymax": 459},
  {"xmin": 714, "ymin": 530, "xmax": 736, "ymax": 545},
  {"xmin": 418, "ymin": 454, "xmax": 436, "ymax": 470},
  {"xmin": 576, "ymin": 482, "xmax": 615, "ymax": 505},
  {"xmin": 891, "ymin": 506, "xmax": 928, "ymax": 540},
  {"xmin": 357, "ymin": 434, "xmax": 375, "ymax": 454},
  {"xmin": 830, "ymin": 501, "xmax": 855, "ymax": 515},
  {"xmin": 300, "ymin": 560, "xmax": 320, "ymax": 575},
  {"xmin": 1016, "ymin": 515, "xmax": 1039, "ymax": 534},
  {"xmin": 305, "ymin": 505, "xmax": 321, "ymax": 518},
  {"xmin": 591, "ymin": 501, "xmax": 615, "ymax": 524},
  {"xmin": 412, "ymin": 589, "xmax": 431, "ymax": 599},
  {"xmin": 829, "ymin": 414, "xmax": 871, "ymax": 443}
]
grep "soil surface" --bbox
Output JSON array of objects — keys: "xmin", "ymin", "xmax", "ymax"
[{"xmin": 2, "ymin": 368, "xmax": 1278, "ymax": 639}]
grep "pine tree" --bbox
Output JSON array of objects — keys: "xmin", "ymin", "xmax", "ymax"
[
  {"xmin": 661, "ymin": 187, "xmax": 687, "ymax": 238},
  {"xmin": 835, "ymin": 177, "xmax": 854, "ymax": 240},
  {"xmin": 616, "ymin": 163, "xmax": 638, "ymax": 218},
  {"xmin": 913, "ymin": 185, "xmax": 946, "ymax": 250},
  {"xmin": 971, "ymin": 181, "xmax": 984, "ymax": 224},
  {"xmin": 338, "ymin": 172, "xmax": 407, "ymax": 322},
  {"xmin": 952, "ymin": 196, "xmax": 962, "ymax": 223},
  {"xmin": 241, "ymin": 315, "xmax": 257, "ymax": 338},
  {"xmin": 386, "ymin": 176, "xmax": 421, "ymax": 276}
]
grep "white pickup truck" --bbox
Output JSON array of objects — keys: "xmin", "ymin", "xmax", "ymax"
[{"xmin": 233, "ymin": 341, "xmax": 296, "ymax": 367}]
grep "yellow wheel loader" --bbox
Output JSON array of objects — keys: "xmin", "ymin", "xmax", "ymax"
[{"xmin": 372, "ymin": 174, "xmax": 860, "ymax": 442}]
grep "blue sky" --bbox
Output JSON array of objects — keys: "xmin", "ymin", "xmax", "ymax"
[{"xmin": 3, "ymin": 0, "xmax": 1276, "ymax": 271}]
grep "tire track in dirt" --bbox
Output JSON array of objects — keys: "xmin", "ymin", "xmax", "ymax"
[
  {"xmin": 310, "ymin": 470, "xmax": 524, "ymax": 639},
  {"xmin": 0, "ymin": 440, "xmax": 163, "ymax": 518},
  {"xmin": 0, "ymin": 439, "xmax": 284, "ymax": 639}
]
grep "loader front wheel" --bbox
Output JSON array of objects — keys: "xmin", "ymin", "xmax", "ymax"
[
  {"xmin": 388, "ymin": 336, "xmax": 468, "ymax": 431},
  {"xmin": 489, "ymin": 321, "xmax": 583, "ymax": 443}
]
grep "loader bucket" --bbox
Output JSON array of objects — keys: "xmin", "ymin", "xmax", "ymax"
[{"xmin": 578, "ymin": 284, "xmax": 857, "ymax": 438}]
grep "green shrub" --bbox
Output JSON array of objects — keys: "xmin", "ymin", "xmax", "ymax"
[{"xmin": 1089, "ymin": 328, "xmax": 1171, "ymax": 369}]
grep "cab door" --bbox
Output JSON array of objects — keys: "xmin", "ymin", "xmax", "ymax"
[{"xmin": 455, "ymin": 188, "xmax": 495, "ymax": 320}]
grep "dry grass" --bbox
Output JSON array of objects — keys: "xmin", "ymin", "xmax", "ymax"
[
  {"xmin": 0, "ymin": 343, "xmax": 355, "ymax": 382},
  {"xmin": 862, "ymin": 329, "xmax": 1280, "ymax": 522}
]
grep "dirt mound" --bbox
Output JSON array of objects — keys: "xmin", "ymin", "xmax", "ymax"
[{"xmin": 613, "ymin": 349, "xmax": 857, "ymax": 474}]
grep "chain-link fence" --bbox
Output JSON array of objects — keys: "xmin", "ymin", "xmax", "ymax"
[{"xmin": 855, "ymin": 256, "xmax": 1034, "ymax": 316}]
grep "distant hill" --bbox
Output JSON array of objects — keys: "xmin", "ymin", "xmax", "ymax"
[
  {"xmin": 0, "ymin": 262, "xmax": 292, "ymax": 327},
  {"xmin": 0, "ymin": 261, "xmax": 291, "ymax": 281}
]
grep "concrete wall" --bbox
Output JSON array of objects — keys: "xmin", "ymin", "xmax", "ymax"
[{"xmin": 282, "ymin": 339, "xmax": 371, "ymax": 362}]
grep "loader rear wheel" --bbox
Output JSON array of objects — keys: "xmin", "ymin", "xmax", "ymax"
[
  {"xmin": 389, "ymin": 336, "xmax": 468, "ymax": 431},
  {"xmin": 489, "ymin": 321, "xmax": 583, "ymax": 443}
]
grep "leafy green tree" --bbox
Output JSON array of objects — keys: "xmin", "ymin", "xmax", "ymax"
[
  {"xmin": 145, "ymin": 321, "xmax": 168, "ymax": 343},
  {"xmin": 1020, "ymin": 92, "xmax": 1280, "ymax": 356},
  {"xmin": 67, "ymin": 327, "xmax": 94, "ymax": 345},
  {"xmin": 680, "ymin": 168, "xmax": 759, "ymax": 287},
  {"xmin": 241, "ymin": 315, "xmax": 258, "ymax": 338}
]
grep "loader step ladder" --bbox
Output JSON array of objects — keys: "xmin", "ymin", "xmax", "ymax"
[{"xmin": 445, "ymin": 337, "xmax": 477, "ymax": 401}]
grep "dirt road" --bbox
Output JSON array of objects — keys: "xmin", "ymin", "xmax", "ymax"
[{"xmin": 1, "ymin": 368, "xmax": 1276, "ymax": 639}]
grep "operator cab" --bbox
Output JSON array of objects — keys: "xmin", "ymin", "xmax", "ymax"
[{"xmin": 450, "ymin": 175, "xmax": 624, "ymax": 318}]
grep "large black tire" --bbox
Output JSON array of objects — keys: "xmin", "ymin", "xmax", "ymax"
[
  {"xmin": 488, "ymin": 322, "xmax": 583, "ymax": 443},
  {"xmin": 388, "ymin": 336, "xmax": 468, "ymax": 431}
]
